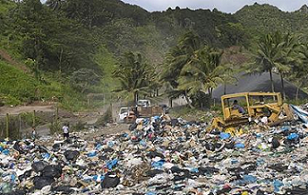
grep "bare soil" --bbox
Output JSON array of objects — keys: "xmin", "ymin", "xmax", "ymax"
[{"xmin": 0, "ymin": 96, "xmax": 188, "ymax": 137}]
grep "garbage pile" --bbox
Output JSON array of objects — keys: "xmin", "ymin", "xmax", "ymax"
[{"xmin": 1, "ymin": 108, "xmax": 308, "ymax": 194}]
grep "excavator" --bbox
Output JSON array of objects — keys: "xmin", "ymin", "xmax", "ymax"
[{"xmin": 208, "ymin": 92, "xmax": 294, "ymax": 131}]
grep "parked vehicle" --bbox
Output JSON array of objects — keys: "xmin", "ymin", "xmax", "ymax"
[{"xmin": 118, "ymin": 107, "xmax": 136, "ymax": 123}]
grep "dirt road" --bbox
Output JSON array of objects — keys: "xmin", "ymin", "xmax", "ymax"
[
  {"xmin": 0, "ymin": 96, "xmax": 188, "ymax": 137},
  {"xmin": 0, "ymin": 105, "xmax": 55, "ymax": 116}
]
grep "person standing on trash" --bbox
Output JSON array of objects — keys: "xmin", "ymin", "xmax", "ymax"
[
  {"xmin": 31, "ymin": 127, "xmax": 36, "ymax": 141},
  {"xmin": 62, "ymin": 123, "xmax": 70, "ymax": 139},
  {"xmin": 232, "ymin": 100, "xmax": 245, "ymax": 113}
]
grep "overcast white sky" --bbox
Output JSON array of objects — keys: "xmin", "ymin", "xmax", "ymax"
[{"xmin": 41, "ymin": 0, "xmax": 307, "ymax": 13}]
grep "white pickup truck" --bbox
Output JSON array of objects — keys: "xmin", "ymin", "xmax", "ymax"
[{"xmin": 118, "ymin": 107, "xmax": 136, "ymax": 123}]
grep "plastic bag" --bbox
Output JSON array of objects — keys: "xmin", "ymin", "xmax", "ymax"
[
  {"xmin": 101, "ymin": 172, "xmax": 120, "ymax": 188},
  {"xmin": 64, "ymin": 150, "xmax": 80, "ymax": 162}
]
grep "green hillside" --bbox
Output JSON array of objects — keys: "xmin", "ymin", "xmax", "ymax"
[
  {"xmin": 235, "ymin": 3, "xmax": 308, "ymax": 37},
  {"xmin": 1, "ymin": 0, "xmax": 308, "ymax": 110}
]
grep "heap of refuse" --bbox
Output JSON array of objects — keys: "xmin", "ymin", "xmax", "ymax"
[{"xmin": 1, "ymin": 106, "xmax": 308, "ymax": 194}]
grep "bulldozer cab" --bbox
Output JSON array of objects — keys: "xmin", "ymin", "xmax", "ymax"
[{"xmin": 222, "ymin": 92, "xmax": 282, "ymax": 121}]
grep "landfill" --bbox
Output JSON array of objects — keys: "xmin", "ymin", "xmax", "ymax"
[{"xmin": 1, "ymin": 105, "xmax": 308, "ymax": 194}]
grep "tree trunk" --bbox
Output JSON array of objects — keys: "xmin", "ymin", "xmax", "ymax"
[
  {"xmin": 280, "ymin": 74, "xmax": 285, "ymax": 100},
  {"xmin": 269, "ymin": 70, "xmax": 275, "ymax": 93},
  {"xmin": 208, "ymin": 88, "xmax": 213, "ymax": 108},
  {"xmin": 134, "ymin": 91, "xmax": 138, "ymax": 105},
  {"xmin": 169, "ymin": 98, "xmax": 173, "ymax": 108},
  {"xmin": 184, "ymin": 91, "xmax": 193, "ymax": 108},
  {"xmin": 210, "ymin": 88, "xmax": 213, "ymax": 99},
  {"xmin": 223, "ymin": 82, "xmax": 227, "ymax": 95}
]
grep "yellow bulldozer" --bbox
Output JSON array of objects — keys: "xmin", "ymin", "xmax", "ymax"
[{"xmin": 208, "ymin": 92, "xmax": 293, "ymax": 131}]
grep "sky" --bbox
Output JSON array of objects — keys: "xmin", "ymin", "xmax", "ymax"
[
  {"xmin": 120, "ymin": 0, "xmax": 307, "ymax": 13},
  {"xmin": 40, "ymin": 0, "xmax": 307, "ymax": 13}
]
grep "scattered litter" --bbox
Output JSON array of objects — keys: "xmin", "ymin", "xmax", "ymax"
[{"xmin": 1, "ymin": 104, "xmax": 308, "ymax": 194}]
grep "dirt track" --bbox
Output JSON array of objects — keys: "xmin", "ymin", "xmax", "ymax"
[
  {"xmin": 0, "ymin": 105, "xmax": 55, "ymax": 116},
  {"xmin": 0, "ymin": 96, "xmax": 188, "ymax": 137}
]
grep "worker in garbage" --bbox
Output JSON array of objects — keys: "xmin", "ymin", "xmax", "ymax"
[
  {"xmin": 31, "ymin": 127, "xmax": 37, "ymax": 141},
  {"xmin": 62, "ymin": 123, "xmax": 70, "ymax": 139},
  {"xmin": 232, "ymin": 100, "xmax": 245, "ymax": 113}
]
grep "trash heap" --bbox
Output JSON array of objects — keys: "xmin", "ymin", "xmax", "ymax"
[{"xmin": 1, "ymin": 110, "xmax": 308, "ymax": 194}]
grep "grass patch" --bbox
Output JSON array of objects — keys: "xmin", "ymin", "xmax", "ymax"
[
  {"xmin": 0, "ymin": 60, "xmax": 37, "ymax": 102},
  {"xmin": 0, "ymin": 60, "xmax": 65, "ymax": 105}
]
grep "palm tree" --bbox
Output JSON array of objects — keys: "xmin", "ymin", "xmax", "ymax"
[
  {"xmin": 292, "ymin": 43, "xmax": 308, "ymax": 100},
  {"xmin": 221, "ymin": 62, "xmax": 237, "ymax": 95},
  {"xmin": 113, "ymin": 52, "xmax": 152, "ymax": 105},
  {"xmin": 177, "ymin": 47, "xmax": 228, "ymax": 102},
  {"xmin": 162, "ymin": 31, "xmax": 202, "ymax": 108},
  {"xmin": 146, "ymin": 67, "xmax": 161, "ymax": 97},
  {"xmin": 251, "ymin": 32, "xmax": 297, "ymax": 99},
  {"xmin": 46, "ymin": 0, "xmax": 65, "ymax": 11},
  {"xmin": 276, "ymin": 33, "xmax": 298, "ymax": 99},
  {"xmin": 252, "ymin": 32, "xmax": 283, "ymax": 93},
  {"xmin": 162, "ymin": 31, "xmax": 235, "ymax": 108},
  {"xmin": 162, "ymin": 32, "xmax": 201, "ymax": 82}
]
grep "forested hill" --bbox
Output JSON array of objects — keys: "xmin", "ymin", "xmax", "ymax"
[
  {"xmin": 235, "ymin": 3, "xmax": 308, "ymax": 37},
  {"xmin": 0, "ymin": 0, "xmax": 307, "ymax": 109}
]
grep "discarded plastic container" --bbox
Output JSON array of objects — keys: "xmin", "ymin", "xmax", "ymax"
[
  {"xmin": 220, "ymin": 132, "xmax": 231, "ymax": 140},
  {"xmin": 235, "ymin": 143, "xmax": 245, "ymax": 149},
  {"xmin": 92, "ymin": 174, "xmax": 105, "ymax": 182},
  {"xmin": 243, "ymin": 175, "xmax": 257, "ymax": 183},
  {"xmin": 107, "ymin": 159, "xmax": 118, "ymax": 170},
  {"xmin": 151, "ymin": 160, "xmax": 165, "ymax": 170},
  {"xmin": 287, "ymin": 133, "xmax": 299, "ymax": 140},
  {"xmin": 139, "ymin": 140, "xmax": 147, "ymax": 147},
  {"xmin": 2, "ymin": 149, "xmax": 9, "ymax": 155},
  {"xmin": 42, "ymin": 153, "xmax": 51, "ymax": 160},
  {"xmin": 87, "ymin": 151, "xmax": 97, "ymax": 157},
  {"xmin": 273, "ymin": 180, "xmax": 283, "ymax": 192},
  {"xmin": 108, "ymin": 141, "xmax": 115, "ymax": 148},
  {"xmin": 95, "ymin": 144, "xmax": 102, "ymax": 150}
]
